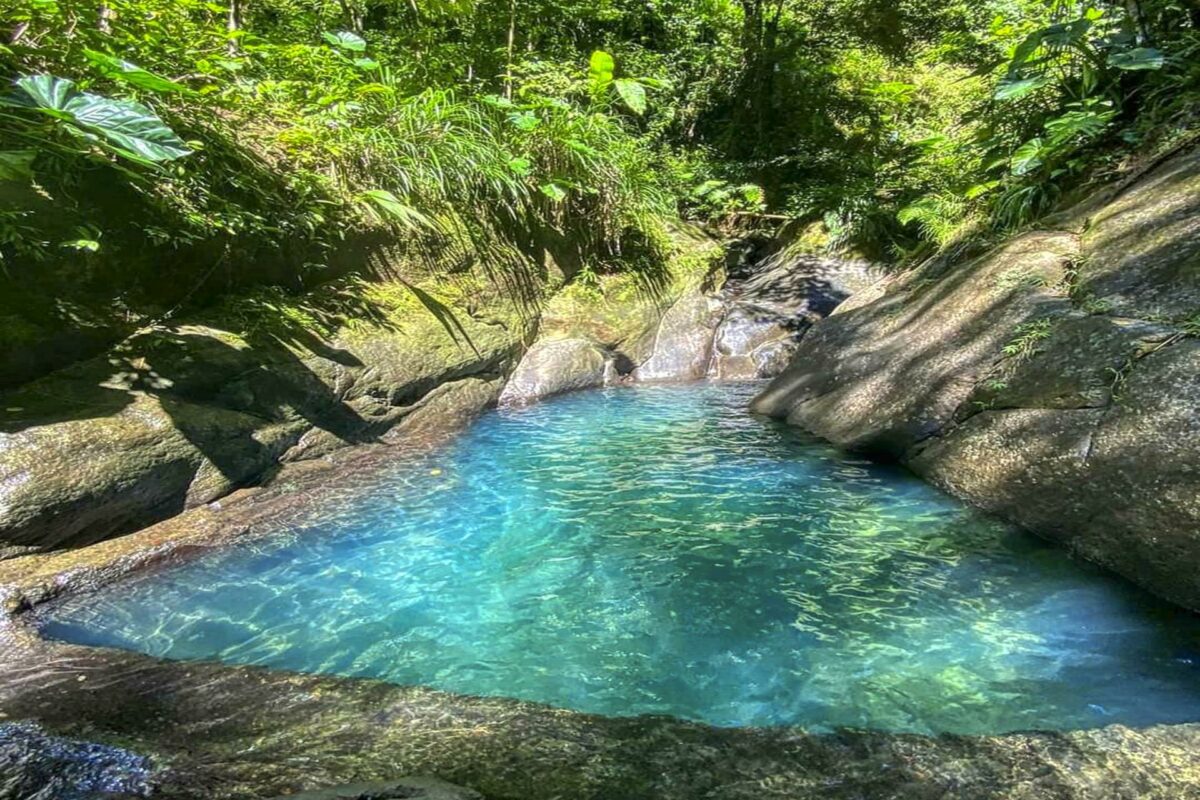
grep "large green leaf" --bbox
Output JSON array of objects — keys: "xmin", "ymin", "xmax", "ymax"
[
  {"xmin": 322, "ymin": 30, "xmax": 367, "ymax": 52},
  {"xmin": 506, "ymin": 110, "xmax": 540, "ymax": 131},
  {"xmin": 1108, "ymin": 47, "xmax": 1165, "ymax": 71},
  {"xmin": 994, "ymin": 76, "xmax": 1050, "ymax": 101},
  {"xmin": 12, "ymin": 75, "xmax": 191, "ymax": 164},
  {"xmin": 612, "ymin": 79, "xmax": 647, "ymax": 115},
  {"xmin": 539, "ymin": 182, "xmax": 567, "ymax": 202},
  {"xmin": 964, "ymin": 180, "xmax": 1000, "ymax": 200},
  {"xmin": 83, "ymin": 50, "xmax": 189, "ymax": 94},
  {"xmin": 1010, "ymin": 138, "xmax": 1046, "ymax": 176},
  {"xmin": 588, "ymin": 50, "xmax": 615, "ymax": 94},
  {"xmin": 506, "ymin": 157, "xmax": 532, "ymax": 176},
  {"xmin": 1044, "ymin": 104, "xmax": 1114, "ymax": 145}
]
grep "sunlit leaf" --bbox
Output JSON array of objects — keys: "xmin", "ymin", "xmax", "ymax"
[
  {"xmin": 83, "ymin": 50, "xmax": 189, "ymax": 94},
  {"xmin": 994, "ymin": 76, "xmax": 1050, "ymax": 101},
  {"xmin": 1010, "ymin": 138, "xmax": 1045, "ymax": 176},
  {"xmin": 1108, "ymin": 47, "xmax": 1165, "ymax": 71},
  {"xmin": 507, "ymin": 110, "xmax": 540, "ymax": 131},
  {"xmin": 612, "ymin": 79, "xmax": 646, "ymax": 115},
  {"xmin": 870, "ymin": 81, "xmax": 917, "ymax": 99},
  {"xmin": 566, "ymin": 139, "xmax": 600, "ymax": 157},
  {"xmin": 1044, "ymin": 104, "xmax": 1114, "ymax": 144},
  {"xmin": 60, "ymin": 238, "xmax": 100, "ymax": 252},
  {"xmin": 540, "ymin": 182, "xmax": 567, "ymax": 202},
  {"xmin": 965, "ymin": 180, "xmax": 1001, "ymax": 199},
  {"xmin": 322, "ymin": 30, "xmax": 367, "ymax": 52},
  {"xmin": 911, "ymin": 135, "xmax": 948, "ymax": 150},
  {"xmin": 588, "ymin": 50, "xmax": 615, "ymax": 94},
  {"xmin": 357, "ymin": 189, "xmax": 438, "ymax": 232},
  {"xmin": 10, "ymin": 75, "xmax": 191, "ymax": 164},
  {"xmin": 507, "ymin": 157, "xmax": 532, "ymax": 176}
]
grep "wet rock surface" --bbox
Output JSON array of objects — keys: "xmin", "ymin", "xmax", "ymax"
[
  {"xmin": 270, "ymin": 776, "xmax": 483, "ymax": 800},
  {"xmin": 632, "ymin": 287, "xmax": 726, "ymax": 382},
  {"xmin": 754, "ymin": 147, "xmax": 1200, "ymax": 610},
  {"xmin": 0, "ymin": 719, "xmax": 154, "ymax": 799},
  {"xmin": 705, "ymin": 252, "xmax": 882, "ymax": 381}
]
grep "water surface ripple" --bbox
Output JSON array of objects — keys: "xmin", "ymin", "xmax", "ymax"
[{"xmin": 41, "ymin": 383, "xmax": 1200, "ymax": 734}]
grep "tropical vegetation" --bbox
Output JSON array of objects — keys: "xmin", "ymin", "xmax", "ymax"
[{"xmin": 1, "ymin": 0, "xmax": 1198, "ymax": 327}]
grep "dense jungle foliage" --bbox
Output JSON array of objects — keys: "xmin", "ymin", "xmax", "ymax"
[{"xmin": 1, "ymin": 0, "xmax": 1198, "ymax": 322}]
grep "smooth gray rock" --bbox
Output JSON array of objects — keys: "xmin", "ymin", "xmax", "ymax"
[
  {"xmin": 706, "ymin": 249, "xmax": 883, "ymax": 381},
  {"xmin": 752, "ymin": 231, "xmax": 1078, "ymax": 453},
  {"xmin": 1077, "ymin": 147, "xmax": 1200, "ymax": 319},
  {"xmin": 707, "ymin": 307, "xmax": 799, "ymax": 380},
  {"xmin": 499, "ymin": 337, "xmax": 609, "ymax": 405},
  {"xmin": 633, "ymin": 288, "xmax": 724, "ymax": 382},
  {"xmin": 0, "ymin": 291, "xmax": 523, "ymax": 556}
]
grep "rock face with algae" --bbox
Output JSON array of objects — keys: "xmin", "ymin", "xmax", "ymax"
[
  {"xmin": 755, "ymin": 147, "xmax": 1200, "ymax": 611},
  {"xmin": 0, "ymin": 274, "xmax": 526, "ymax": 557}
]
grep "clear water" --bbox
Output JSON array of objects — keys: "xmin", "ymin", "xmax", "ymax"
[{"xmin": 40, "ymin": 383, "xmax": 1200, "ymax": 734}]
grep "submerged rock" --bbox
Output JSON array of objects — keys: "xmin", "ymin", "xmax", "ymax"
[
  {"xmin": 754, "ymin": 146, "xmax": 1200, "ymax": 611},
  {"xmin": 2, "ymin": 623, "xmax": 1200, "ymax": 800}
]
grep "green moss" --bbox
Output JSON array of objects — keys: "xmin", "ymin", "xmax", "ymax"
[{"xmin": 0, "ymin": 314, "xmax": 44, "ymax": 345}]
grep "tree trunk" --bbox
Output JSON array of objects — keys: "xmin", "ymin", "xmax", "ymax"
[
  {"xmin": 504, "ymin": 0, "xmax": 516, "ymax": 99},
  {"xmin": 98, "ymin": 3, "xmax": 113, "ymax": 33},
  {"xmin": 1124, "ymin": 0, "xmax": 1151, "ymax": 44},
  {"xmin": 337, "ymin": 0, "xmax": 364, "ymax": 33},
  {"xmin": 226, "ymin": 0, "xmax": 242, "ymax": 56}
]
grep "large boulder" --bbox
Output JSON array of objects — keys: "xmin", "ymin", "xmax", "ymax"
[
  {"xmin": 754, "ymin": 147, "xmax": 1200, "ymax": 610},
  {"xmin": 498, "ymin": 337, "xmax": 610, "ymax": 405},
  {"xmin": 752, "ymin": 231, "xmax": 1078, "ymax": 451},
  {"xmin": 633, "ymin": 287, "xmax": 725, "ymax": 382},
  {"xmin": 0, "ymin": 279, "xmax": 525, "ymax": 556}
]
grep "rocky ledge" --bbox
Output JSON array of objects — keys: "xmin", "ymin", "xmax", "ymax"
[
  {"xmin": 5, "ymin": 630, "xmax": 1200, "ymax": 799},
  {"xmin": 754, "ymin": 146, "xmax": 1200, "ymax": 611}
]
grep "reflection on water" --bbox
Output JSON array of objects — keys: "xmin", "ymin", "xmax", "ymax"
[{"xmin": 41, "ymin": 383, "xmax": 1200, "ymax": 734}]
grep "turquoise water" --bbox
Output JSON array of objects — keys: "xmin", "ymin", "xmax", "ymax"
[{"xmin": 40, "ymin": 383, "xmax": 1200, "ymax": 734}]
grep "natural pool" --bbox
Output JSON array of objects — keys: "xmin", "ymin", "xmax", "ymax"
[{"xmin": 39, "ymin": 383, "xmax": 1200, "ymax": 735}]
